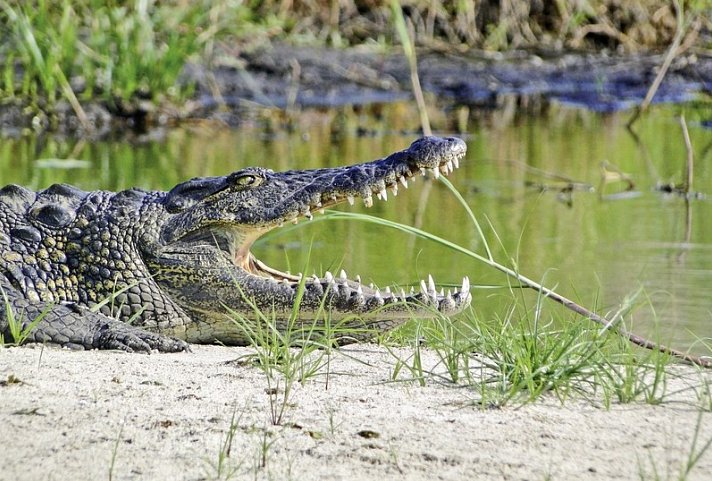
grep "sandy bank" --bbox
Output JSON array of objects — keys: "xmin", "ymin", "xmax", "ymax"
[{"xmin": 2, "ymin": 344, "xmax": 711, "ymax": 481}]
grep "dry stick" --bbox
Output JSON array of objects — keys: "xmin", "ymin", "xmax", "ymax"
[
  {"xmin": 437, "ymin": 178, "xmax": 712, "ymax": 368},
  {"xmin": 407, "ymin": 46, "xmax": 431, "ymax": 137},
  {"xmin": 526, "ymin": 275, "xmax": 711, "ymax": 368},
  {"xmin": 391, "ymin": 0, "xmax": 431, "ymax": 136},
  {"xmin": 680, "ymin": 115, "xmax": 694, "ymax": 193},
  {"xmin": 475, "ymin": 241, "xmax": 712, "ymax": 368},
  {"xmin": 53, "ymin": 64, "xmax": 92, "ymax": 134},
  {"xmin": 627, "ymin": 0, "xmax": 685, "ymax": 128},
  {"xmin": 678, "ymin": 115, "xmax": 694, "ymax": 265}
]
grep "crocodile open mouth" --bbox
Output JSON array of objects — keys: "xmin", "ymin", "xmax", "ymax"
[{"xmin": 227, "ymin": 140, "xmax": 471, "ymax": 316}]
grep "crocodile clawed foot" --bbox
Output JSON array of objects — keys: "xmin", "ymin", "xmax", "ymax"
[{"xmin": 94, "ymin": 321, "xmax": 190, "ymax": 353}]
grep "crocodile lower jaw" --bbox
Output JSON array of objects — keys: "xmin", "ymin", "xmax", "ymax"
[{"xmin": 242, "ymin": 253, "xmax": 472, "ymax": 318}]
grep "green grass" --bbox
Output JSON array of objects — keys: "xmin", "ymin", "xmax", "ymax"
[
  {"xmin": 228, "ymin": 268, "xmax": 337, "ymax": 426},
  {"xmin": 0, "ymin": 0, "xmax": 255, "ymax": 115},
  {"xmin": 1, "ymin": 0, "xmax": 705, "ymax": 124},
  {"xmin": 204, "ymin": 403, "xmax": 245, "ymax": 481},
  {"xmin": 0, "ymin": 285, "xmax": 47, "ymax": 346},
  {"xmin": 382, "ymin": 296, "xmax": 686, "ymax": 409}
]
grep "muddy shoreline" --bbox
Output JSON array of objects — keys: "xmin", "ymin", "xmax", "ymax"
[{"xmin": 2, "ymin": 44, "xmax": 710, "ymax": 138}]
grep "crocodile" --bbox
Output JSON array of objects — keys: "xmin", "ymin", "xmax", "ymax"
[{"xmin": 0, "ymin": 136, "xmax": 471, "ymax": 352}]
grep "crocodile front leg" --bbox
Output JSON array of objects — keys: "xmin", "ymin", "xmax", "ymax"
[{"xmin": 0, "ymin": 278, "xmax": 189, "ymax": 353}]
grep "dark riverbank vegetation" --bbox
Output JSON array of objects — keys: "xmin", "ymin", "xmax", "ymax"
[{"xmin": 0, "ymin": 0, "xmax": 710, "ymax": 134}]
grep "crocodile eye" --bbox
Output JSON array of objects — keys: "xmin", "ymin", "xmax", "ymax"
[{"xmin": 232, "ymin": 173, "xmax": 262, "ymax": 188}]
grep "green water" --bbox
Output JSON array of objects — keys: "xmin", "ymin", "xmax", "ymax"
[{"xmin": 1, "ymin": 103, "xmax": 711, "ymax": 353}]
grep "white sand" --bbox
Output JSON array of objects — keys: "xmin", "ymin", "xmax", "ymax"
[{"xmin": 2, "ymin": 344, "xmax": 712, "ymax": 481}]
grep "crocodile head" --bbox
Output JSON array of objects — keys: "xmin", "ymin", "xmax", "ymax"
[{"xmin": 150, "ymin": 136, "xmax": 471, "ymax": 344}]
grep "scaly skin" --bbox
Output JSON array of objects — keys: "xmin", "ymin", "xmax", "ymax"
[{"xmin": 0, "ymin": 136, "xmax": 470, "ymax": 352}]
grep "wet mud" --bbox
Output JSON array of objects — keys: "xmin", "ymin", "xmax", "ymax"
[
  {"xmin": 2, "ymin": 43, "xmax": 710, "ymax": 137},
  {"xmin": 197, "ymin": 44, "xmax": 710, "ymax": 113}
]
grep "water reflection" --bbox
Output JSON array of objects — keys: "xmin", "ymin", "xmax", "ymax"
[{"xmin": 1, "ymin": 103, "xmax": 710, "ymax": 352}]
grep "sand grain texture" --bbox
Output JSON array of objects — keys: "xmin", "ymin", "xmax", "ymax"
[{"xmin": 2, "ymin": 344, "xmax": 711, "ymax": 481}]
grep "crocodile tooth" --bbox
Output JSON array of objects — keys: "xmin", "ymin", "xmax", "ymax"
[
  {"xmin": 325, "ymin": 271, "xmax": 334, "ymax": 282},
  {"xmin": 369, "ymin": 283, "xmax": 374, "ymax": 290},
  {"xmin": 304, "ymin": 210, "xmax": 313, "ymax": 220},
  {"xmin": 312, "ymin": 274, "xmax": 320, "ymax": 283},
  {"xmin": 390, "ymin": 183, "xmax": 398, "ymax": 196},
  {"xmin": 462, "ymin": 276, "xmax": 470, "ymax": 293},
  {"xmin": 400, "ymin": 177, "xmax": 409, "ymax": 189},
  {"xmin": 427, "ymin": 275, "xmax": 436, "ymax": 295},
  {"xmin": 318, "ymin": 208, "xmax": 325, "ymax": 214},
  {"xmin": 339, "ymin": 269, "xmax": 348, "ymax": 282},
  {"xmin": 356, "ymin": 284, "xmax": 363, "ymax": 296},
  {"xmin": 453, "ymin": 156, "xmax": 460, "ymax": 169},
  {"xmin": 384, "ymin": 286, "xmax": 391, "ymax": 294},
  {"xmin": 420, "ymin": 279, "xmax": 428, "ymax": 297},
  {"xmin": 347, "ymin": 195, "xmax": 355, "ymax": 206},
  {"xmin": 430, "ymin": 167, "xmax": 440, "ymax": 179},
  {"xmin": 420, "ymin": 167, "xmax": 426, "ymax": 176},
  {"xmin": 409, "ymin": 287, "xmax": 415, "ymax": 296},
  {"xmin": 363, "ymin": 194, "xmax": 373, "ymax": 208},
  {"xmin": 439, "ymin": 288, "xmax": 444, "ymax": 296},
  {"xmin": 400, "ymin": 288, "xmax": 407, "ymax": 300},
  {"xmin": 292, "ymin": 217, "xmax": 299, "ymax": 225},
  {"xmin": 378, "ymin": 187, "xmax": 387, "ymax": 201},
  {"xmin": 373, "ymin": 291, "xmax": 386, "ymax": 307},
  {"xmin": 355, "ymin": 274, "xmax": 361, "ymax": 284},
  {"xmin": 446, "ymin": 290, "xmax": 453, "ymax": 302},
  {"xmin": 440, "ymin": 163, "xmax": 449, "ymax": 175},
  {"xmin": 447, "ymin": 159, "xmax": 454, "ymax": 172}
]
